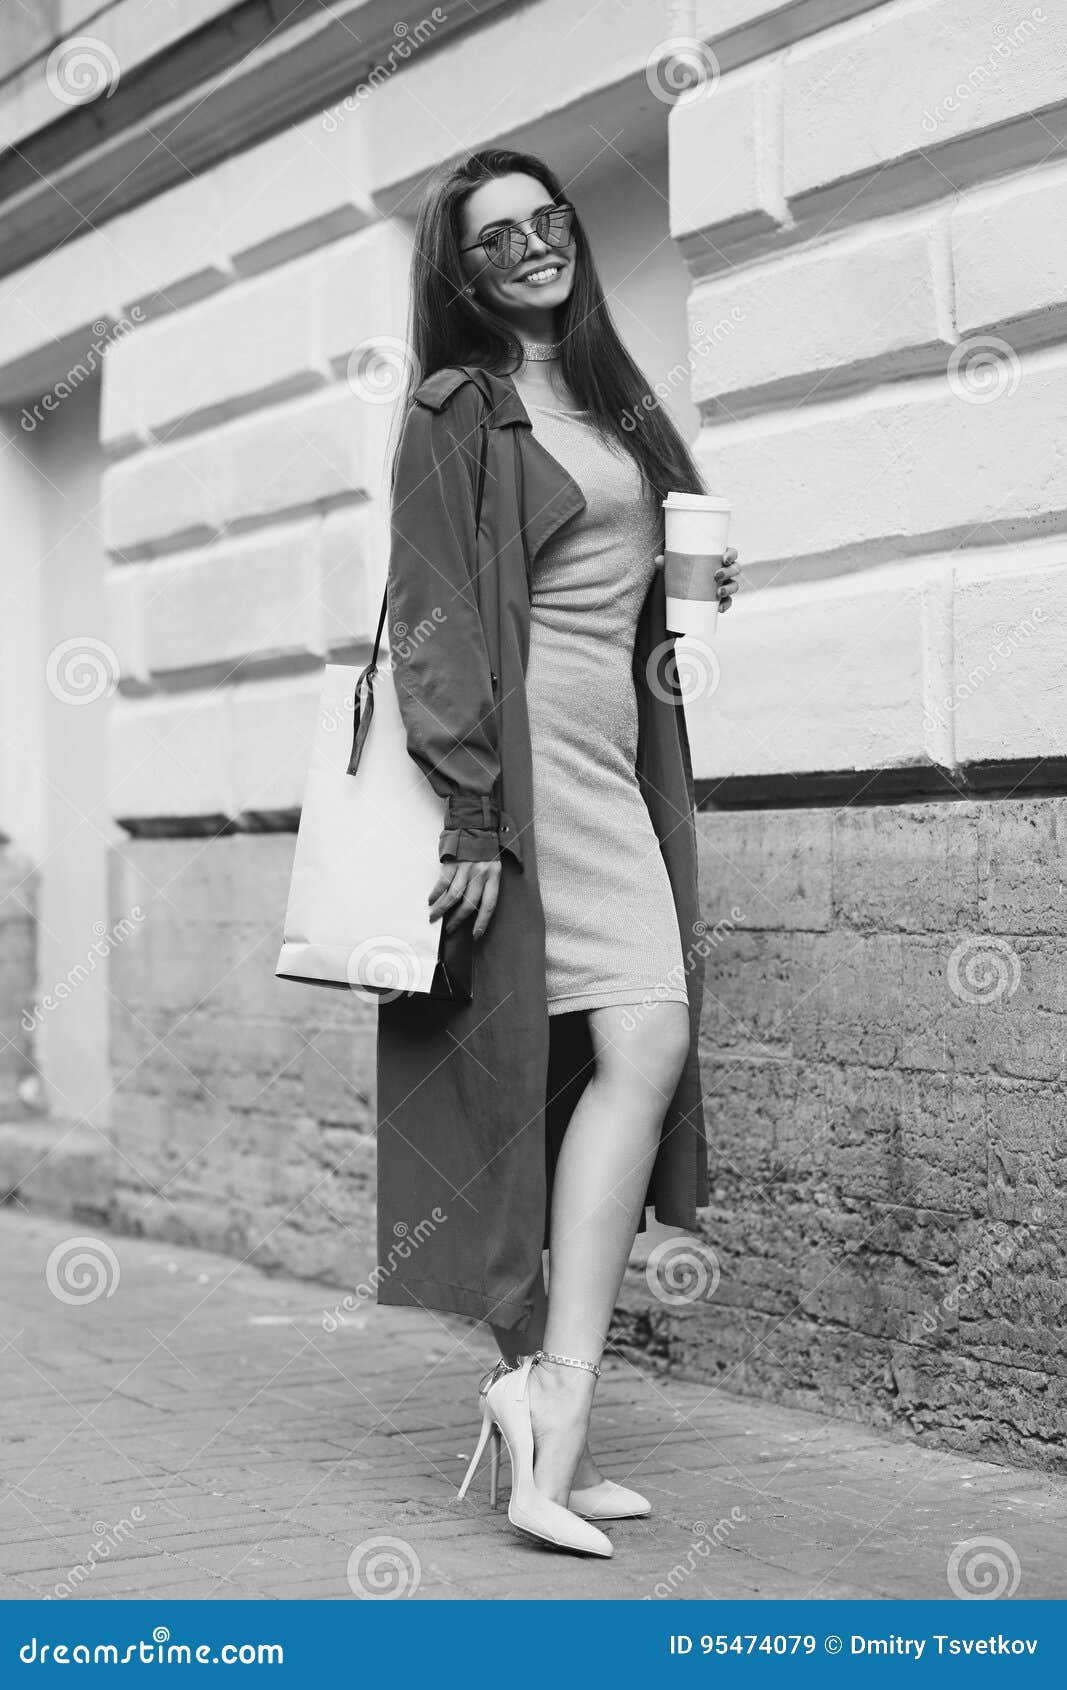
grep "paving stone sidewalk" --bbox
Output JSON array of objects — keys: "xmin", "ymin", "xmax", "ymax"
[{"xmin": 1, "ymin": 1210, "xmax": 1063, "ymax": 1601}]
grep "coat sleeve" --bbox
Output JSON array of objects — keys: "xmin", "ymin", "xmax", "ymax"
[{"xmin": 386, "ymin": 388, "xmax": 502, "ymax": 865}]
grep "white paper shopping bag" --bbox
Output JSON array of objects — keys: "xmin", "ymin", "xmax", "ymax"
[{"xmin": 275, "ymin": 661, "xmax": 473, "ymax": 1000}]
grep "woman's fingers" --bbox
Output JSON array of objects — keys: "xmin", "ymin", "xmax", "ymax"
[
  {"xmin": 430, "ymin": 861, "xmax": 502, "ymax": 936},
  {"xmin": 472, "ymin": 867, "xmax": 500, "ymax": 940},
  {"xmin": 715, "ymin": 548, "xmax": 742, "ymax": 609},
  {"xmin": 428, "ymin": 866, "xmax": 460, "ymax": 920}
]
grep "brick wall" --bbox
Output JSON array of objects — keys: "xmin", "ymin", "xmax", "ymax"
[{"xmin": 616, "ymin": 798, "xmax": 1065, "ymax": 1470}]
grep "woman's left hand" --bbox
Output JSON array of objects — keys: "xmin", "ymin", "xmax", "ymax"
[
  {"xmin": 654, "ymin": 546, "xmax": 742, "ymax": 612},
  {"xmin": 716, "ymin": 546, "xmax": 741, "ymax": 613}
]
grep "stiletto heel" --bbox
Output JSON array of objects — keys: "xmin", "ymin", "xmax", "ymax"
[
  {"xmin": 456, "ymin": 1397, "xmax": 497, "ymax": 1502},
  {"xmin": 457, "ymin": 1354, "xmax": 613, "ymax": 1557},
  {"xmin": 488, "ymin": 1423, "xmax": 501, "ymax": 1510}
]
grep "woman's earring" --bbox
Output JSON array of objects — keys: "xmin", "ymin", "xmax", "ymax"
[{"xmin": 465, "ymin": 285, "xmax": 476, "ymax": 298}]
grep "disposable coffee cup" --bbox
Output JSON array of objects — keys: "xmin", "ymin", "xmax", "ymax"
[{"xmin": 662, "ymin": 491, "xmax": 732, "ymax": 639}]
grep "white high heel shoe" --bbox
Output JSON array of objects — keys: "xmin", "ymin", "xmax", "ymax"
[
  {"xmin": 568, "ymin": 1480, "xmax": 651, "ymax": 1520},
  {"xmin": 457, "ymin": 1353, "xmax": 613, "ymax": 1558}
]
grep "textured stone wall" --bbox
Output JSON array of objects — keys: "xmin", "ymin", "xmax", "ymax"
[
  {"xmin": 615, "ymin": 796, "xmax": 1066, "ymax": 1472},
  {"xmin": 107, "ymin": 837, "xmax": 379, "ymax": 1285},
  {"xmin": 107, "ymin": 797, "xmax": 1066, "ymax": 1469}
]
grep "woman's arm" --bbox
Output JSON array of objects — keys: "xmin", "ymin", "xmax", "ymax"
[{"xmin": 387, "ymin": 385, "xmax": 501, "ymax": 867}]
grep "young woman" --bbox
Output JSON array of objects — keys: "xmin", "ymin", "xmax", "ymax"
[{"xmin": 376, "ymin": 148, "xmax": 740, "ymax": 1559}]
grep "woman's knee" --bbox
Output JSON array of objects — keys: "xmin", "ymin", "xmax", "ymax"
[{"xmin": 591, "ymin": 1001, "xmax": 691, "ymax": 1096}]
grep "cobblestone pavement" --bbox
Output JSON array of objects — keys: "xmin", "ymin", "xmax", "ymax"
[{"xmin": 1, "ymin": 1211, "xmax": 1063, "ymax": 1602}]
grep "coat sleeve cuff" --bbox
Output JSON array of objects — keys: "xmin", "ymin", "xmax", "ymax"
[
  {"xmin": 443, "ymin": 795, "xmax": 500, "ymax": 832},
  {"xmin": 438, "ymin": 795, "xmax": 501, "ymax": 864},
  {"xmin": 438, "ymin": 827, "xmax": 501, "ymax": 864}
]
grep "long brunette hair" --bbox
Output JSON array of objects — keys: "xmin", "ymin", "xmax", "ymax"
[{"xmin": 393, "ymin": 148, "xmax": 705, "ymax": 506}]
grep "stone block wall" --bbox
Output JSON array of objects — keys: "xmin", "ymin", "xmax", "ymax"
[
  {"xmin": 617, "ymin": 798, "xmax": 1065, "ymax": 1471},
  {"xmin": 107, "ymin": 837, "xmax": 379, "ymax": 1284},
  {"xmin": 673, "ymin": 0, "xmax": 1067, "ymax": 784}
]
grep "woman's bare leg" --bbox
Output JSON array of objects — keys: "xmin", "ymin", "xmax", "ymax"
[{"xmin": 527, "ymin": 1000, "xmax": 690, "ymax": 1506}]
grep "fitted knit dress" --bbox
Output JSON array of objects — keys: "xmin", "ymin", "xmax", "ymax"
[{"xmin": 523, "ymin": 400, "xmax": 689, "ymax": 1018}]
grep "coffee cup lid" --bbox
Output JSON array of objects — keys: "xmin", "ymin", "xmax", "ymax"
[{"xmin": 662, "ymin": 491, "xmax": 731, "ymax": 512}]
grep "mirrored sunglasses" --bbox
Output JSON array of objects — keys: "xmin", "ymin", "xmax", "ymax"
[{"xmin": 462, "ymin": 203, "xmax": 575, "ymax": 270}]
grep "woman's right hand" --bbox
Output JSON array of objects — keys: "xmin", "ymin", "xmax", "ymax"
[{"xmin": 429, "ymin": 859, "xmax": 502, "ymax": 941}]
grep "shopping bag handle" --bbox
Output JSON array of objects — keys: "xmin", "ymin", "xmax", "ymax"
[{"xmin": 347, "ymin": 394, "xmax": 491, "ymax": 778}]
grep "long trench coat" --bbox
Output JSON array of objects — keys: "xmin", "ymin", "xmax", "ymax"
[{"xmin": 375, "ymin": 364, "xmax": 709, "ymax": 1330}]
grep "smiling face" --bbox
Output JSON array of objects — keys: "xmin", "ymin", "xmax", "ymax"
[{"xmin": 458, "ymin": 172, "xmax": 576, "ymax": 328}]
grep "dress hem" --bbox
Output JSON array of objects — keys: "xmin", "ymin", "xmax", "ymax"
[{"xmin": 547, "ymin": 986, "xmax": 690, "ymax": 1016}]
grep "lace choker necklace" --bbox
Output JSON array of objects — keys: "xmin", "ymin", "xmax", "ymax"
[{"xmin": 520, "ymin": 338, "xmax": 562, "ymax": 362}]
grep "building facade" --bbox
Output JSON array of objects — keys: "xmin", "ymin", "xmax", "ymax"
[{"xmin": 0, "ymin": 0, "xmax": 1063, "ymax": 1468}]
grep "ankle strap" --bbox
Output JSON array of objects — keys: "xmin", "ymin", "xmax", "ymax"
[{"xmin": 531, "ymin": 1348, "xmax": 601, "ymax": 1380}]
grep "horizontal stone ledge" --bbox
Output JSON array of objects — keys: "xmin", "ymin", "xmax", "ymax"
[
  {"xmin": 784, "ymin": 1, "xmax": 1067, "ymax": 204},
  {"xmin": 698, "ymin": 757, "xmax": 1067, "ymax": 810},
  {"xmin": 116, "ymin": 810, "xmax": 301, "ymax": 840},
  {"xmin": 123, "ymin": 651, "xmax": 330, "ymax": 696},
  {"xmin": 793, "ymin": 109, "xmax": 1067, "ymax": 234},
  {"xmin": 0, "ymin": 0, "xmax": 512, "ymax": 281},
  {"xmin": 677, "ymin": 108, "xmax": 1067, "ymax": 272},
  {"xmin": 113, "ymin": 757, "xmax": 1067, "ymax": 837}
]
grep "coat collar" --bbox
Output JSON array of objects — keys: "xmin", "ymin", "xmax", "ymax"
[
  {"xmin": 413, "ymin": 364, "xmax": 588, "ymax": 565},
  {"xmin": 412, "ymin": 364, "xmax": 528, "ymax": 429}
]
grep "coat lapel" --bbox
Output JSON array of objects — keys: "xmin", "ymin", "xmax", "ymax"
[{"xmin": 474, "ymin": 369, "xmax": 586, "ymax": 571}]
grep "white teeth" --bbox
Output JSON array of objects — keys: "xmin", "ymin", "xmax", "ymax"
[{"xmin": 522, "ymin": 267, "xmax": 560, "ymax": 284}]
